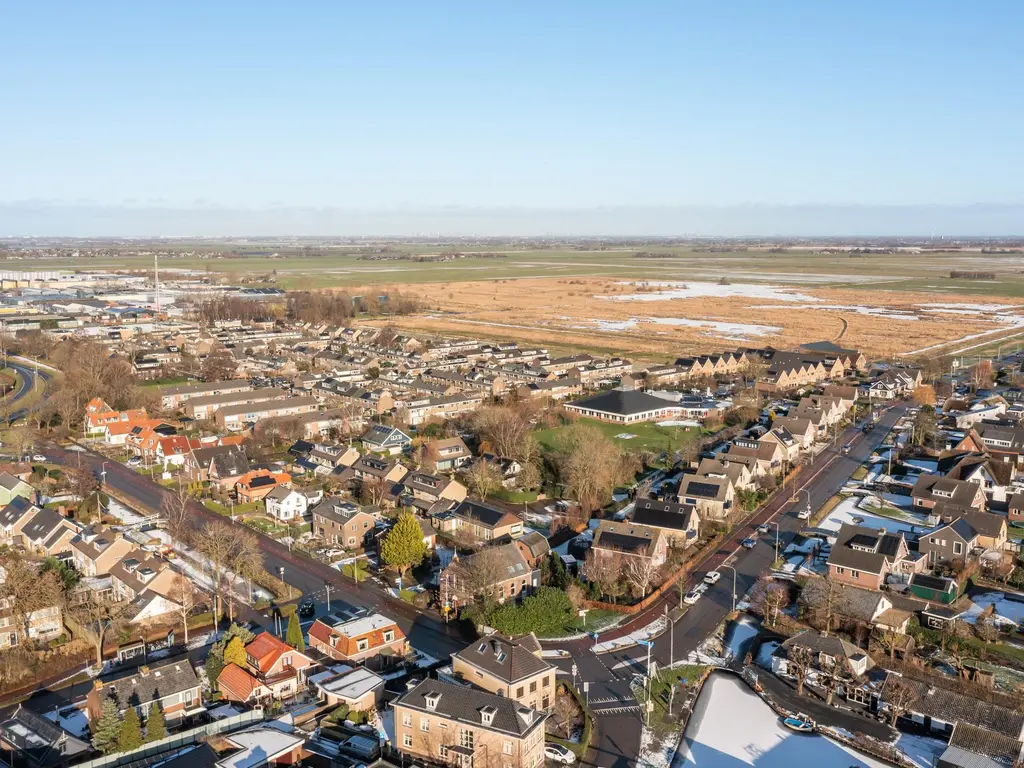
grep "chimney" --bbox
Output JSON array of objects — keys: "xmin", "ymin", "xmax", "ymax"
[
  {"xmin": 878, "ymin": 528, "xmax": 886, "ymax": 536},
  {"xmin": 139, "ymin": 665, "xmax": 151, "ymax": 676}
]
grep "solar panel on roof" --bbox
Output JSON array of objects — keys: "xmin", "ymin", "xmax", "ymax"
[{"xmin": 686, "ymin": 481, "xmax": 720, "ymax": 498}]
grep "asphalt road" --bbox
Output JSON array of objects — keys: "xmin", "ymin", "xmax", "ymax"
[
  {"xmin": 42, "ymin": 442, "xmax": 470, "ymax": 665},
  {"xmin": 3, "ymin": 360, "xmax": 51, "ymax": 423},
  {"xmin": 546, "ymin": 404, "xmax": 907, "ymax": 767}
]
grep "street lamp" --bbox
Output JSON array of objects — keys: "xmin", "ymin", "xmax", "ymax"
[
  {"xmin": 791, "ymin": 487, "xmax": 811, "ymax": 518},
  {"xmin": 763, "ymin": 521, "xmax": 781, "ymax": 564},
  {"xmin": 719, "ymin": 564, "xmax": 738, "ymax": 612},
  {"xmin": 100, "ymin": 462, "xmax": 108, "ymax": 487},
  {"xmin": 324, "ymin": 580, "xmax": 333, "ymax": 612}
]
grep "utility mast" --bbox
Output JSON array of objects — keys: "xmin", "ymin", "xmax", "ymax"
[{"xmin": 154, "ymin": 253, "xmax": 161, "ymax": 313}]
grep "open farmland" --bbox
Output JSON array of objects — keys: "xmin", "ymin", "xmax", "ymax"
[{"xmin": 360, "ymin": 276, "xmax": 1024, "ymax": 360}]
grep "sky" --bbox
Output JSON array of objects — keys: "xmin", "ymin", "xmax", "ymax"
[{"xmin": 2, "ymin": 1, "xmax": 1023, "ymax": 235}]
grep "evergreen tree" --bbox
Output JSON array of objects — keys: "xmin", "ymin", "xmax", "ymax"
[
  {"xmin": 144, "ymin": 703, "xmax": 166, "ymax": 743},
  {"xmin": 92, "ymin": 699, "xmax": 121, "ymax": 755},
  {"xmin": 223, "ymin": 635, "xmax": 247, "ymax": 668},
  {"xmin": 117, "ymin": 707, "xmax": 143, "ymax": 753},
  {"xmin": 285, "ymin": 612, "xmax": 305, "ymax": 651},
  {"xmin": 380, "ymin": 512, "xmax": 427, "ymax": 578},
  {"xmin": 205, "ymin": 643, "xmax": 224, "ymax": 691}
]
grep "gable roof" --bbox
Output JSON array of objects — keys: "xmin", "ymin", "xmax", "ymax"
[
  {"xmin": 631, "ymin": 498, "xmax": 698, "ymax": 533},
  {"xmin": 452, "ymin": 633, "xmax": 553, "ymax": 684},
  {"xmin": 0, "ymin": 495, "xmax": 39, "ymax": 527},
  {"xmin": 395, "ymin": 679, "xmax": 545, "ymax": 738},
  {"xmin": 827, "ymin": 523, "xmax": 906, "ymax": 575},
  {"xmin": 881, "ymin": 674, "xmax": 1024, "ymax": 739},
  {"xmin": 0, "ymin": 705, "xmax": 91, "ymax": 768},
  {"xmin": 96, "ymin": 659, "xmax": 199, "ymax": 710},
  {"xmin": 451, "ymin": 499, "xmax": 520, "ymax": 530}
]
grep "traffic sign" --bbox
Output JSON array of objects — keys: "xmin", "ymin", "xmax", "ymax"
[{"xmin": 571, "ymin": 664, "xmax": 578, "ymax": 677}]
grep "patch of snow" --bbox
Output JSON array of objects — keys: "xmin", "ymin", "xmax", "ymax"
[
  {"xmin": 920, "ymin": 302, "xmax": 1016, "ymax": 311},
  {"xmin": 677, "ymin": 673, "xmax": 888, "ymax": 767},
  {"xmin": 593, "ymin": 615, "xmax": 666, "ymax": 654},
  {"xmin": 961, "ymin": 592, "xmax": 1024, "ymax": 627},
  {"xmin": 817, "ymin": 496, "xmax": 924, "ymax": 536},
  {"xmin": 44, "ymin": 708, "xmax": 89, "ymax": 739},
  {"xmin": 657, "ymin": 419, "xmax": 702, "ymax": 427},
  {"xmin": 639, "ymin": 725, "xmax": 677, "ymax": 768},
  {"xmin": 598, "ymin": 281, "xmax": 822, "ymax": 303},
  {"xmin": 614, "ymin": 433, "xmax": 638, "ymax": 440},
  {"xmin": 895, "ymin": 732, "xmax": 949, "ymax": 768},
  {"xmin": 588, "ymin": 317, "xmax": 780, "ymax": 336}
]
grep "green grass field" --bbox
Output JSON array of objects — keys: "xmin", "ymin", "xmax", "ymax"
[
  {"xmin": 533, "ymin": 416, "xmax": 711, "ymax": 454},
  {"xmin": 7, "ymin": 246, "xmax": 1024, "ymax": 294}
]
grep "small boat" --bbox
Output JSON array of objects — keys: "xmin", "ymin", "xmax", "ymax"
[{"xmin": 781, "ymin": 713, "xmax": 816, "ymax": 733}]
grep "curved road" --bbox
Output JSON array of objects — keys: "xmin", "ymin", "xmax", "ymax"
[{"xmin": 3, "ymin": 360, "xmax": 51, "ymax": 423}]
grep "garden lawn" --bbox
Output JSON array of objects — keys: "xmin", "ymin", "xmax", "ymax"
[
  {"xmin": 204, "ymin": 500, "xmax": 262, "ymax": 516},
  {"xmin": 533, "ymin": 417, "xmax": 709, "ymax": 455},
  {"xmin": 536, "ymin": 609, "xmax": 623, "ymax": 639}
]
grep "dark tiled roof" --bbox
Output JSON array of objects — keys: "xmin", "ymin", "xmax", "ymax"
[
  {"xmin": 827, "ymin": 523, "xmax": 905, "ymax": 575},
  {"xmin": 211, "ymin": 447, "xmax": 249, "ymax": 477},
  {"xmin": 0, "ymin": 705, "xmax": 91, "ymax": 768},
  {"xmin": 452, "ymin": 634, "xmax": 553, "ymax": 685},
  {"xmin": 632, "ymin": 499, "xmax": 697, "ymax": 532},
  {"xmin": 98, "ymin": 659, "xmax": 200, "ymax": 710},
  {"xmin": 0, "ymin": 495, "xmax": 38, "ymax": 527},
  {"xmin": 567, "ymin": 389, "xmax": 675, "ymax": 417},
  {"xmin": 452, "ymin": 499, "xmax": 515, "ymax": 529},
  {"xmin": 882, "ymin": 674, "xmax": 1024, "ymax": 739},
  {"xmin": 947, "ymin": 721, "xmax": 1023, "ymax": 765},
  {"xmin": 20, "ymin": 508, "xmax": 68, "ymax": 543},
  {"xmin": 395, "ymin": 679, "xmax": 545, "ymax": 737}
]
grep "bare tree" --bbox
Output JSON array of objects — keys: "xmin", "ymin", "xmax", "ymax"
[
  {"xmin": 72, "ymin": 598, "xmax": 130, "ymax": 667},
  {"xmin": 472, "ymin": 404, "xmax": 531, "ymax": 459},
  {"xmin": 162, "ymin": 485, "xmax": 194, "ymax": 544},
  {"xmin": 464, "ymin": 459, "xmax": 504, "ymax": 501},
  {"xmin": 168, "ymin": 574, "xmax": 198, "ymax": 645},
  {"xmin": 555, "ymin": 424, "xmax": 634, "ymax": 514},
  {"xmin": 884, "ymin": 675, "xmax": 919, "ymax": 726},
  {"xmin": 975, "ymin": 614, "xmax": 1000, "ymax": 651},
  {"xmin": 0, "ymin": 553, "xmax": 64, "ymax": 646},
  {"xmin": 800, "ymin": 575, "xmax": 846, "ymax": 636},
  {"xmin": 820, "ymin": 657, "xmax": 855, "ymax": 707},
  {"xmin": 226, "ymin": 529, "xmax": 263, "ymax": 622},
  {"xmin": 751, "ymin": 574, "xmax": 789, "ymax": 626},
  {"xmin": 584, "ymin": 551, "xmax": 627, "ymax": 604},
  {"xmin": 359, "ymin": 477, "xmax": 391, "ymax": 507},
  {"xmin": 873, "ymin": 626, "xmax": 903, "ymax": 661},
  {"xmin": 447, "ymin": 548, "xmax": 507, "ymax": 602},
  {"xmin": 624, "ymin": 556, "xmax": 660, "ymax": 599},
  {"xmin": 788, "ymin": 645, "xmax": 813, "ymax": 697},
  {"xmin": 194, "ymin": 520, "xmax": 237, "ymax": 620}
]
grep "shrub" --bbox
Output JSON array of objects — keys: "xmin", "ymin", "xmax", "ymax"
[{"xmin": 489, "ymin": 587, "xmax": 574, "ymax": 636}]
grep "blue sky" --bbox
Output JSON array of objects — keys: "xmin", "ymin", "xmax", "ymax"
[{"xmin": 2, "ymin": 2, "xmax": 1022, "ymax": 233}]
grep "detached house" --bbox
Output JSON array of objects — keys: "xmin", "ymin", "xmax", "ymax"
[
  {"xmin": 911, "ymin": 475, "xmax": 986, "ymax": 514},
  {"xmin": 217, "ymin": 632, "xmax": 314, "ymax": 704},
  {"xmin": 70, "ymin": 527, "xmax": 135, "ymax": 577},
  {"xmin": 450, "ymin": 633, "xmax": 556, "ymax": 711},
  {"xmin": 444, "ymin": 543, "xmax": 540, "ymax": 605},
  {"xmin": 308, "ymin": 612, "xmax": 407, "ymax": 669},
  {"xmin": 631, "ymin": 499, "xmax": 701, "ymax": 547},
  {"xmin": 359, "ymin": 425, "xmax": 411, "ymax": 456},
  {"xmin": 827, "ymin": 523, "xmax": 920, "ymax": 590},
  {"xmin": 402, "ymin": 471, "xmax": 467, "ymax": 510},
  {"xmin": 0, "ymin": 472, "xmax": 34, "ymax": 506},
  {"xmin": 87, "ymin": 659, "xmax": 204, "ymax": 726},
  {"xmin": 426, "ymin": 437, "xmax": 473, "ymax": 472},
  {"xmin": 432, "ymin": 500, "xmax": 524, "ymax": 543},
  {"xmin": 677, "ymin": 474, "xmax": 735, "ymax": 521},
  {"xmin": 311, "ymin": 499, "xmax": 377, "ymax": 549},
  {"xmin": 393, "ymin": 680, "xmax": 547, "ymax": 768},
  {"xmin": 235, "ymin": 470, "xmax": 291, "ymax": 504},
  {"xmin": 264, "ymin": 486, "xmax": 322, "ymax": 522}
]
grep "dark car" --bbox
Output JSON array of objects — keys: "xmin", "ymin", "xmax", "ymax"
[
  {"xmin": 298, "ymin": 600, "xmax": 316, "ymax": 618},
  {"xmin": 741, "ymin": 537, "xmax": 756, "ymax": 549}
]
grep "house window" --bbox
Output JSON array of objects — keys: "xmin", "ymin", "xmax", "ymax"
[
  {"xmin": 504, "ymin": 742, "xmax": 514, "ymax": 755},
  {"xmin": 953, "ymin": 541, "xmax": 963, "ymax": 555},
  {"xmin": 403, "ymin": 713, "xmax": 412, "ymax": 727},
  {"xmin": 544, "ymin": 676, "xmax": 551, "ymax": 688},
  {"xmin": 517, "ymin": 686, "xmax": 524, "ymax": 698},
  {"xmin": 529, "ymin": 681, "xmax": 537, "ymax": 693},
  {"xmin": 420, "ymin": 718, "xmax": 429, "ymax": 732},
  {"xmin": 459, "ymin": 729, "xmax": 474, "ymax": 749},
  {"xmin": 384, "ymin": 630, "xmax": 395, "ymax": 643},
  {"xmin": 440, "ymin": 746, "xmax": 450, "ymax": 758},
  {"xmin": 850, "ymin": 570, "xmax": 859, "ymax": 579},
  {"xmin": 403, "ymin": 734, "xmax": 413, "ymax": 749},
  {"xmin": 348, "ymin": 537, "xmax": 356, "ymax": 545},
  {"xmin": 357, "ymin": 639, "xmax": 369, "ymax": 652}
]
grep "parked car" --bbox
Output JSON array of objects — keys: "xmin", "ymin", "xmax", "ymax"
[
  {"xmin": 544, "ymin": 744, "xmax": 576, "ymax": 765},
  {"xmin": 741, "ymin": 537, "xmax": 756, "ymax": 549},
  {"xmin": 299, "ymin": 600, "xmax": 316, "ymax": 618},
  {"xmin": 756, "ymin": 523, "xmax": 770, "ymax": 535},
  {"xmin": 796, "ymin": 507, "xmax": 812, "ymax": 520},
  {"xmin": 126, "ymin": 457, "xmax": 142, "ymax": 467},
  {"xmin": 704, "ymin": 571, "xmax": 721, "ymax": 586},
  {"xmin": 684, "ymin": 584, "xmax": 707, "ymax": 605},
  {"xmin": 31, "ymin": 454, "xmax": 47, "ymax": 463}
]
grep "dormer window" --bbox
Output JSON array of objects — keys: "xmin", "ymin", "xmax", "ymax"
[
  {"xmin": 424, "ymin": 691, "xmax": 441, "ymax": 710},
  {"xmin": 479, "ymin": 705, "xmax": 497, "ymax": 726}
]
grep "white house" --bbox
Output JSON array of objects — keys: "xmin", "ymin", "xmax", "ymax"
[{"xmin": 265, "ymin": 486, "xmax": 323, "ymax": 522}]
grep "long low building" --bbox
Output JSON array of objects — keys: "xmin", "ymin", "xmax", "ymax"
[
  {"xmin": 160, "ymin": 379, "xmax": 252, "ymax": 410},
  {"xmin": 215, "ymin": 396, "xmax": 320, "ymax": 430},
  {"xmin": 184, "ymin": 387, "xmax": 288, "ymax": 420},
  {"xmin": 563, "ymin": 388, "xmax": 682, "ymax": 424}
]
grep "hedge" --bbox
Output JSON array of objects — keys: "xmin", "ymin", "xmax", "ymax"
[{"xmin": 489, "ymin": 588, "xmax": 573, "ymax": 636}]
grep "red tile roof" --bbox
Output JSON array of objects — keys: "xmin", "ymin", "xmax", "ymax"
[
  {"xmin": 216, "ymin": 663, "xmax": 260, "ymax": 701},
  {"xmin": 245, "ymin": 631, "xmax": 290, "ymax": 671}
]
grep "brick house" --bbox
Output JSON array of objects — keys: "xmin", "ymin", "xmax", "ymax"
[
  {"xmin": 307, "ymin": 612, "xmax": 407, "ymax": 670},
  {"xmin": 827, "ymin": 524, "xmax": 922, "ymax": 590},
  {"xmin": 450, "ymin": 633, "xmax": 556, "ymax": 711},
  {"xmin": 310, "ymin": 499, "xmax": 378, "ymax": 549},
  {"xmin": 217, "ymin": 632, "xmax": 314, "ymax": 704},
  {"xmin": 392, "ymin": 679, "xmax": 547, "ymax": 768}
]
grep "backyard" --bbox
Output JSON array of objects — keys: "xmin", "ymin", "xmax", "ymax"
[{"xmin": 533, "ymin": 417, "xmax": 712, "ymax": 455}]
